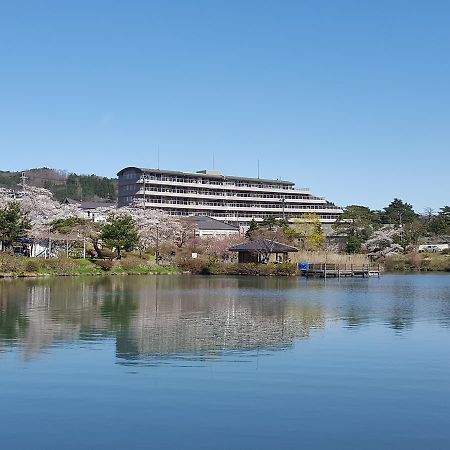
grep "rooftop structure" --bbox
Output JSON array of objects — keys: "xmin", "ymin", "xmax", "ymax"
[
  {"xmin": 187, "ymin": 216, "xmax": 240, "ymax": 237},
  {"xmin": 62, "ymin": 198, "xmax": 115, "ymax": 223},
  {"xmin": 117, "ymin": 166, "xmax": 343, "ymax": 225}
]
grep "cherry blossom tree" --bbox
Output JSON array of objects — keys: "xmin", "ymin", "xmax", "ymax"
[
  {"xmin": 362, "ymin": 226, "xmax": 403, "ymax": 256},
  {"xmin": 0, "ymin": 186, "xmax": 84, "ymax": 239}
]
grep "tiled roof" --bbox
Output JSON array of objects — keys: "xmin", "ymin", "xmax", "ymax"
[
  {"xmin": 62, "ymin": 197, "xmax": 80, "ymax": 205},
  {"xmin": 189, "ymin": 216, "xmax": 239, "ymax": 231},
  {"xmin": 80, "ymin": 201, "xmax": 115, "ymax": 209},
  {"xmin": 62, "ymin": 198, "xmax": 115, "ymax": 209}
]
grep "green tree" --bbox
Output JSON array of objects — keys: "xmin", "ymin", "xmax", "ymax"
[
  {"xmin": 309, "ymin": 221, "xmax": 325, "ymax": 249},
  {"xmin": 345, "ymin": 235, "xmax": 363, "ymax": 254},
  {"xmin": 62, "ymin": 173, "xmax": 117, "ymax": 202},
  {"xmin": 393, "ymin": 220, "xmax": 425, "ymax": 251},
  {"xmin": 245, "ymin": 218, "xmax": 259, "ymax": 239},
  {"xmin": 289, "ymin": 213, "xmax": 325, "ymax": 250},
  {"xmin": 381, "ymin": 199, "xmax": 417, "ymax": 225},
  {"xmin": 261, "ymin": 215, "xmax": 277, "ymax": 230},
  {"xmin": 333, "ymin": 205, "xmax": 377, "ymax": 253},
  {"xmin": 101, "ymin": 214, "xmax": 139, "ymax": 258},
  {"xmin": 51, "ymin": 217, "xmax": 89, "ymax": 234},
  {"xmin": 428, "ymin": 206, "xmax": 450, "ymax": 235},
  {"xmin": 0, "ymin": 202, "xmax": 32, "ymax": 250}
]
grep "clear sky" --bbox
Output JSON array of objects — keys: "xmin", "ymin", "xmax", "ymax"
[{"xmin": 1, "ymin": 0, "xmax": 449, "ymax": 212}]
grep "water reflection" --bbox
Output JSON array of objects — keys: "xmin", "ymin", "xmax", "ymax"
[
  {"xmin": 0, "ymin": 276, "xmax": 326, "ymax": 363},
  {"xmin": 1, "ymin": 274, "xmax": 449, "ymax": 363}
]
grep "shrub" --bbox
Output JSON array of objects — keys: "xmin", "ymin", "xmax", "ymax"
[
  {"xmin": 50, "ymin": 257, "xmax": 79, "ymax": 274},
  {"xmin": 93, "ymin": 259, "xmax": 114, "ymax": 271},
  {"xmin": 384, "ymin": 253, "xmax": 450, "ymax": 272},
  {"xmin": 422, "ymin": 254, "xmax": 450, "ymax": 272},
  {"xmin": 271, "ymin": 263, "xmax": 297, "ymax": 276},
  {"xmin": 119, "ymin": 255, "xmax": 149, "ymax": 270},
  {"xmin": 177, "ymin": 258, "xmax": 297, "ymax": 276},
  {"xmin": 0, "ymin": 254, "xmax": 26, "ymax": 274},
  {"xmin": 25, "ymin": 258, "xmax": 41, "ymax": 273}
]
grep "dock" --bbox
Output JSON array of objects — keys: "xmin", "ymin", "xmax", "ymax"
[{"xmin": 301, "ymin": 263, "xmax": 381, "ymax": 278}]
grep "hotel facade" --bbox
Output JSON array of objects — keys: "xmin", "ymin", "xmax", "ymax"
[{"xmin": 117, "ymin": 167, "xmax": 343, "ymax": 225}]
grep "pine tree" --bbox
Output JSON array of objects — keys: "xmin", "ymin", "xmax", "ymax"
[
  {"xmin": 101, "ymin": 214, "xmax": 139, "ymax": 258},
  {"xmin": 0, "ymin": 202, "xmax": 32, "ymax": 250}
]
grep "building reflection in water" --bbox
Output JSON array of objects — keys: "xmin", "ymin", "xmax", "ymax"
[
  {"xmin": 116, "ymin": 277, "xmax": 325, "ymax": 363},
  {"xmin": 2, "ymin": 275, "xmax": 449, "ymax": 363},
  {"xmin": 0, "ymin": 276, "xmax": 325, "ymax": 363}
]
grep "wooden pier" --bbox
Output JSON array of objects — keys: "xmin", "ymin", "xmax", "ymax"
[{"xmin": 301, "ymin": 263, "xmax": 381, "ymax": 278}]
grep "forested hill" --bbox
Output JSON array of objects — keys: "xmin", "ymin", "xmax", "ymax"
[{"xmin": 0, "ymin": 168, "xmax": 117, "ymax": 202}]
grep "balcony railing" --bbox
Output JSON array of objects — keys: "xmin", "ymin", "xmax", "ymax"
[{"xmin": 136, "ymin": 175, "xmax": 310, "ymax": 193}]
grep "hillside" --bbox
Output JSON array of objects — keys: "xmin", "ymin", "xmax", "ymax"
[{"xmin": 0, "ymin": 168, "xmax": 117, "ymax": 202}]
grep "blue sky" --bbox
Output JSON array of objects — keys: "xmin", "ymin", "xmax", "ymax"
[{"xmin": 1, "ymin": 0, "xmax": 449, "ymax": 212}]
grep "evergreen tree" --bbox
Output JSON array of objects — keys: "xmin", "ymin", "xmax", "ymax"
[
  {"xmin": 245, "ymin": 218, "xmax": 259, "ymax": 239},
  {"xmin": 381, "ymin": 199, "xmax": 417, "ymax": 225},
  {"xmin": 428, "ymin": 206, "xmax": 450, "ymax": 235},
  {"xmin": 0, "ymin": 202, "xmax": 32, "ymax": 250},
  {"xmin": 101, "ymin": 214, "xmax": 139, "ymax": 258},
  {"xmin": 333, "ymin": 205, "xmax": 377, "ymax": 253},
  {"xmin": 261, "ymin": 215, "xmax": 277, "ymax": 230}
]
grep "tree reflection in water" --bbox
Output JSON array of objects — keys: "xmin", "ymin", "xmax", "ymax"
[
  {"xmin": 0, "ymin": 276, "xmax": 325, "ymax": 362},
  {"xmin": 1, "ymin": 275, "xmax": 450, "ymax": 363}
]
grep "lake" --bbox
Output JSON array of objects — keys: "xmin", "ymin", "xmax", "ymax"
[{"xmin": 1, "ymin": 274, "xmax": 449, "ymax": 449}]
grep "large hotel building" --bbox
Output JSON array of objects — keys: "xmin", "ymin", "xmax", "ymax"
[{"xmin": 117, "ymin": 167, "xmax": 343, "ymax": 225}]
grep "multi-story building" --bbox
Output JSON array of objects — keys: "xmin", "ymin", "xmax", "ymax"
[{"xmin": 117, "ymin": 167, "xmax": 343, "ymax": 225}]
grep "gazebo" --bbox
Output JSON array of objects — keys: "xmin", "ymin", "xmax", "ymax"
[{"xmin": 229, "ymin": 239, "xmax": 298, "ymax": 263}]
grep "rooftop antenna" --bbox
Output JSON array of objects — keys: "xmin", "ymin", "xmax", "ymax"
[
  {"xmin": 20, "ymin": 172, "xmax": 28, "ymax": 189},
  {"xmin": 157, "ymin": 145, "xmax": 160, "ymax": 170},
  {"xmin": 257, "ymin": 160, "xmax": 260, "ymax": 179}
]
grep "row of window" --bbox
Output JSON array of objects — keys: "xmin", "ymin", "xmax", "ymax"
[
  {"xmin": 160, "ymin": 209, "xmax": 341, "ymax": 221},
  {"xmin": 138, "ymin": 174, "xmax": 294, "ymax": 190},
  {"xmin": 122, "ymin": 184, "xmax": 137, "ymax": 191},
  {"xmin": 139, "ymin": 197, "xmax": 340, "ymax": 211},
  {"xmin": 122, "ymin": 172, "xmax": 140, "ymax": 180},
  {"xmin": 138, "ymin": 186, "xmax": 322, "ymax": 201}
]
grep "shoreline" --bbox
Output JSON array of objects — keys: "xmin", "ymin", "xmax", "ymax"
[
  {"xmin": 1, "ymin": 253, "xmax": 449, "ymax": 279},
  {"xmin": 1, "ymin": 268, "xmax": 450, "ymax": 280}
]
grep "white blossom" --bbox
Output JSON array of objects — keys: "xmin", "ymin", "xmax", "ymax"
[{"xmin": 363, "ymin": 225, "xmax": 403, "ymax": 256}]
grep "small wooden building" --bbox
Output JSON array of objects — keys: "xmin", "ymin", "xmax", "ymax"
[{"xmin": 229, "ymin": 239, "xmax": 298, "ymax": 263}]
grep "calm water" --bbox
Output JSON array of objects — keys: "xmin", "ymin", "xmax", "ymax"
[{"xmin": 1, "ymin": 274, "xmax": 449, "ymax": 449}]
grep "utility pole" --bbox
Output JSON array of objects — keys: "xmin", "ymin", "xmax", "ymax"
[
  {"xmin": 48, "ymin": 226, "xmax": 52, "ymax": 259},
  {"xmin": 155, "ymin": 225, "xmax": 160, "ymax": 264}
]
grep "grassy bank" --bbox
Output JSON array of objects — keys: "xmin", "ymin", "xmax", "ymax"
[
  {"xmin": 0, "ymin": 254, "xmax": 179, "ymax": 277},
  {"xmin": 178, "ymin": 259, "xmax": 297, "ymax": 276},
  {"xmin": 383, "ymin": 253, "xmax": 450, "ymax": 272},
  {"xmin": 3, "ymin": 252, "xmax": 448, "ymax": 278}
]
